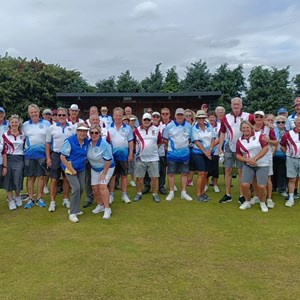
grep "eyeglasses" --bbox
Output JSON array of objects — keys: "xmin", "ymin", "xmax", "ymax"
[
  {"xmin": 276, "ymin": 121, "xmax": 285, "ymax": 124},
  {"xmin": 143, "ymin": 119, "xmax": 151, "ymax": 121},
  {"xmin": 90, "ymin": 131, "xmax": 99, "ymax": 135},
  {"xmin": 58, "ymin": 114, "xmax": 66, "ymax": 117},
  {"xmin": 185, "ymin": 114, "xmax": 192, "ymax": 117},
  {"xmin": 254, "ymin": 115, "xmax": 264, "ymax": 118}
]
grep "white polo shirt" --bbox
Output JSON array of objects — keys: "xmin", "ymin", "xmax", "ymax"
[
  {"xmin": 2, "ymin": 130, "xmax": 25, "ymax": 155},
  {"xmin": 192, "ymin": 122, "xmax": 217, "ymax": 154},
  {"xmin": 280, "ymin": 128, "xmax": 300, "ymax": 158}
]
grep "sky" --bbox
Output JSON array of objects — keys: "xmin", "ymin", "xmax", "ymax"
[{"xmin": 1, "ymin": 0, "xmax": 300, "ymax": 85}]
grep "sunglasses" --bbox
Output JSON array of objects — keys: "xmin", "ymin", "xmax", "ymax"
[
  {"xmin": 254, "ymin": 115, "xmax": 264, "ymax": 118},
  {"xmin": 276, "ymin": 121, "xmax": 285, "ymax": 124},
  {"xmin": 90, "ymin": 131, "xmax": 99, "ymax": 135},
  {"xmin": 197, "ymin": 117, "xmax": 206, "ymax": 120},
  {"xmin": 143, "ymin": 119, "xmax": 151, "ymax": 121},
  {"xmin": 185, "ymin": 114, "xmax": 192, "ymax": 117},
  {"xmin": 58, "ymin": 114, "xmax": 66, "ymax": 117}
]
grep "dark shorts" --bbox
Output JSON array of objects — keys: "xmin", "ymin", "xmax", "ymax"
[
  {"xmin": 113, "ymin": 160, "xmax": 128, "ymax": 176},
  {"xmin": 167, "ymin": 160, "xmax": 189, "ymax": 175},
  {"xmin": 49, "ymin": 152, "xmax": 63, "ymax": 179},
  {"xmin": 191, "ymin": 153, "xmax": 213, "ymax": 172},
  {"xmin": 24, "ymin": 158, "xmax": 47, "ymax": 177}
]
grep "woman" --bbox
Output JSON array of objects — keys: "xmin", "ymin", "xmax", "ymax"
[
  {"xmin": 87, "ymin": 125, "xmax": 115, "ymax": 219},
  {"xmin": 2, "ymin": 115, "xmax": 25, "ymax": 210},
  {"xmin": 236, "ymin": 121, "xmax": 269, "ymax": 212},
  {"xmin": 60, "ymin": 123, "xmax": 89, "ymax": 223},
  {"xmin": 272, "ymin": 115, "xmax": 288, "ymax": 197},
  {"xmin": 191, "ymin": 110, "xmax": 217, "ymax": 202}
]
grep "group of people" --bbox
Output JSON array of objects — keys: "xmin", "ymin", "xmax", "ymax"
[{"xmin": 0, "ymin": 97, "xmax": 299, "ymax": 222}]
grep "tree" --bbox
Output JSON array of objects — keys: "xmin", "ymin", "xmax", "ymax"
[
  {"xmin": 180, "ymin": 60, "xmax": 211, "ymax": 92},
  {"xmin": 140, "ymin": 63, "xmax": 163, "ymax": 92},
  {"xmin": 95, "ymin": 76, "xmax": 117, "ymax": 92},
  {"xmin": 293, "ymin": 74, "xmax": 300, "ymax": 97},
  {"xmin": 116, "ymin": 70, "xmax": 140, "ymax": 92},
  {"xmin": 161, "ymin": 66, "xmax": 180, "ymax": 92}
]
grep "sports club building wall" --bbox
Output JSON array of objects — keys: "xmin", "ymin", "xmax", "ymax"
[{"xmin": 56, "ymin": 92, "xmax": 222, "ymax": 120}]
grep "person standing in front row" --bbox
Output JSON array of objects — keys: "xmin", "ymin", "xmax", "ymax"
[{"xmin": 163, "ymin": 108, "xmax": 193, "ymax": 201}]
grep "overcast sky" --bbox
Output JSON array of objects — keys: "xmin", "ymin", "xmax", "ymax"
[{"xmin": 1, "ymin": 0, "xmax": 300, "ymax": 84}]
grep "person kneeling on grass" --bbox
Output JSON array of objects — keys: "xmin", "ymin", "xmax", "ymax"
[
  {"xmin": 132, "ymin": 113, "xmax": 163, "ymax": 203},
  {"xmin": 236, "ymin": 120, "xmax": 269, "ymax": 213},
  {"xmin": 87, "ymin": 125, "xmax": 115, "ymax": 219}
]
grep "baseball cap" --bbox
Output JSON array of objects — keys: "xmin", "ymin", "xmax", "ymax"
[
  {"xmin": 152, "ymin": 111, "xmax": 160, "ymax": 117},
  {"xmin": 277, "ymin": 108, "xmax": 288, "ymax": 114},
  {"xmin": 43, "ymin": 109, "xmax": 52, "ymax": 115},
  {"xmin": 101, "ymin": 106, "xmax": 108, "ymax": 111},
  {"xmin": 142, "ymin": 113, "xmax": 152, "ymax": 120},
  {"xmin": 76, "ymin": 123, "xmax": 89, "ymax": 131},
  {"xmin": 70, "ymin": 104, "xmax": 79, "ymax": 110},
  {"xmin": 175, "ymin": 108, "xmax": 185, "ymax": 115},
  {"xmin": 0, "ymin": 107, "xmax": 5, "ymax": 113},
  {"xmin": 254, "ymin": 111, "xmax": 265, "ymax": 116},
  {"xmin": 196, "ymin": 110, "xmax": 207, "ymax": 118}
]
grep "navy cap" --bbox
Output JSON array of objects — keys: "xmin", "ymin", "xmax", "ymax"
[{"xmin": 277, "ymin": 108, "xmax": 288, "ymax": 114}]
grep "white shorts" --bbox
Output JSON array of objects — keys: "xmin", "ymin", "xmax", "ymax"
[{"xmin": 91, "ymin": 167, "xmax": 114, "ymax": 185}]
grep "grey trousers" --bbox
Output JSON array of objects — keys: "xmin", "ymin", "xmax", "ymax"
[{"xmin": 66, "ymin": 171, "xmax": 85, "ymax": 214}]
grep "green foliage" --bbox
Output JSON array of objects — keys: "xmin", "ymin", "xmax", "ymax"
[
  {"xmin": 95, "ymin": 76, "xmax": 117, "ymax": 92},
  {"xmin": 292, "ymin": 74, "xmax": 300, "ymax": 97},
  {"xmin": 161, "ymin": 66, "xmax": 180, "ymax": 92},
  {"xmin": 116, "ymin": 70, "xmax": 140, "ymax": 92},
  {"xmin": 140, "ymin": 63, "xmax": 164, "ymax": 92}
]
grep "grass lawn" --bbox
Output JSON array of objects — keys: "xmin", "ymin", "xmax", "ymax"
[{"xmin": 1, "ymin": 175, "xmax": 300, "ymax": 300}]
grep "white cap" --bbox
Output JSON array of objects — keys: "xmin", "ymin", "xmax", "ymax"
[
  {"xmin": 76, "ymin": 123, "xmax": 89, "ymax": 131},
  {"xmin": 175, "ymin": 108, "xmax": 185, "ymax": 115},
  {"xmin": 70, "ymin": 104, "xmax": 79, "ymax": 110},
  {"xmin": 152, "ymin": 111, "xmax": 160, "ymax": 117},
  {"xmin": 142, "ymin": 113, "xmax": 152, "ymax": 120},
  {"xmin": 254, "ymin": 111, "xmax": 265, "ymax": 116},
  {"xmin": 196, "ymin": 110, "xmax": 207, "ymax": 118}
]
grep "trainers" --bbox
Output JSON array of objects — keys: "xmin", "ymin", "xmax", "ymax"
[
  {"xmin": 285, "ymin": 199, "xmax": 294, "ymax": 207},
  {"xmin": 187, "ymin": 179, "xmax": 193, "ymax": 186},
  {"xmin": 24, "ymin": 199, "xmax": 35, "ymax": 209},
  {"xmin": 62, "ymin": 198, "xmax": 70, "ymax": 208},
  {"xmin": 153, "ymin": 194, "xmax": 160, "ymax": 203},
  {"xmin": 181, "ymin": 192, "xmax": 193, "ymax": 201},
  {"xmin": 219, "ymin": 194, "xmax": 232, "ymax": 204},
  {"xmin": 48, "ymin": 201, "xmax": 56, "ymax": 212},
  {"xmin": 134, "ymin": 194, "xmax": 142, "ymax": 202},
  {"xmin": 130, "ymin": 180, "xmax": 136, "ymax": 187},
  {"xmin": 166, "ymin": 192, "xmax": 174, "ymax": 201},
  {"xmin": 69, "ymin": 214, "xmax": 79, "ymax": 223},
  {"xmin": 280, "ymin": 191, "xmax": 288, "ymax": 197},
  {"xmin": 43, "ymin": 186, "xmax": 49, "ymax": 194},
  {"xmin": 260, "ymin": 202, "xmax": 269, "ymax": 212},
  {"xmin": 92, "ymin": 204, "xmax": 105, "ymax": 214},
  {"xmin": 36, "ymin": 198, "xmax": 46, "ymax": 208},
  {"xmin": 103, "ymin": 208, "xmax": 112, "ymax": 219},
  {"xmin": 15, "ymin": 196, "xmax": 23, "ymax": 207},
  {"xmin": 239, "ymin": 201, "xmax": 251, "ymax": 210},
  {"xmin": 238, "ymin": 196, "xmax": 245, "ymax": 204},
  {"xmin": 266, "ymin": 199, "xmax": 275, "ymax": 209},
  {"xmin": 8, "ymin": 200, "xmax": 17, "ymax": 210},
  {"xmin": 173, "ymin": 185, "xmax": 178, "ymax": 192},
  {"xmin": 204, "ymin": 185, "xmax": 208, "ymax": 192},
  {"xmin": 213, "ymin": 185, "xmax": 220, "ymax": 193},
  {"xmin": 250, "ymin": 196, "xmax": 259, "ymax": 205},
  {"xmin": 121, "ymin": 194, "xmax": 131, "ymax": 204},
  {"xmin": 109, "ymin": 195, "xmax": 114, "ymax": 204},
  {"xmin": 196, "ymin": 194, "xmax": 208, "ymax": 202}
]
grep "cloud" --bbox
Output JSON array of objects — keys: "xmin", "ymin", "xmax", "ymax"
[{"xmin": 132, "ymin": 1, "xmax": 159, "ymax": 18}]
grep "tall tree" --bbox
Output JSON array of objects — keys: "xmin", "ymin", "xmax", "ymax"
[
  {"xmin": 180, "ymin": 60, "xmax": 211, "ymax": 92},
  {"xmin": 95, "ymin": 76, "xmax": 117, "ymax": 92},
  {"xmin": 116, "ymin": 70, "xmax": 140, "ymax": 92},
  {"xmin": 140, "ymin": 63, "xmax": 163, "ymax": 92},
  {"xmin": 293, "ymin": 74, "xmax": 300, "ymax": 97},
  {"xmin": 161, "ymin": 66, "xmax": 180, "ymax": 92}
]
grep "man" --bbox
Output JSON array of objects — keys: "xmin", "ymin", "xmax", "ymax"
[
  {"xmin": 46, "ymin": 107, "xmax": 75, "ymax": 212},
  {"xmin": 163, "ymin": 108, "xmax": 193, "ymax": 201},
  {"xmin": 215, "ymin": 106, "xmax": 226, "ymax": 122},
  {"xmin": 85, "ymin": 106, "xmax": 99, "ymax": 127},
  {"xmin": 0, "ymin": 107, "xmax": 9, "ymax": 136},
  {"xmin": 133, "ymin": 113, "xmax": 162, "ymax": 203},
  {"xmin": 125, "ymin": 106, "xmax": 139, "ymax": 127},
  {"xmin": 287, "ymin": 97, "xmax": 300, "ymax": 130},
  {"xmin": 218, "ymin": 97, "xmax": 253, "ymax": 204},
  {"xmin": 22, "ymin": 104, "xmax": 51, "ymax": 208},
  {"xmin": 99, "ymin": 106, "xmax": 113, "ymax": 129},
  {"xmin": 107, "ymin": 107, "xmax": 134, "ymax": 204},
  {"xmin": 68, "ymin": 104, "xmax": 84, "ymax": 125}
]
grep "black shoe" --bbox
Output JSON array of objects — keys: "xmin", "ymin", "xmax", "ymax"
[
  {"xmin": 142, "ymin": 188, "xmax": 150, "ymax": 195},
  {"xmin": 83, "ymin": 199, "xmax": 93, "ymax": 208},
  {"xmin": 219, "ymin": 194, "xmax": 232, "ymax": 204},
  {"xmin": 238, "ymin": 196, "xmax": 245, "ymax": 204},
  {"xmin": 159, "ymin": 188, "xmax": 167, "ymax": 195}
]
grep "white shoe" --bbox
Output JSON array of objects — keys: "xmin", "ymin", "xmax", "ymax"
[
  {"xmin": 285, "ymin": 199, "xmax": 294, "ymax": 207},
  {"xmin": 204, "ymin": 185, "xmax": 208, "ymax": 192},
  {"xmin": 280, "ymin": 191, "xmax": 288, "ymax": 197},
  {"xmin": 69, "ymin": 214, "xmax": 79, "ymax": 223},
  {"xmin": 121, "ymin": 194, "xmax": 131, "ymax": 204},
  {"xmin": 239, "ymin": 201, "xmax": 251, "ymax": 210},
  {"xmin": 174, "ymin": 185, "xmax": 178, "ymax": 192},
  {"xmin": 266, "ymin": 199, "xmax": 275, "ymax": 209},
  {"xmin": 250, "ymin": 196, "xmax": 259, "ymax": 205},
  {"xmin": 213, "ymin": 185, "xmax": 220, "ymax": 193},
  {"xmin": 130, "ymin": 180, "xmax": 136, "ymax": 187},
  {"xmin": 8, "ymin": 200, "xmax": 17, "ymax": 210},
  {"xmin": 109, "ymin": 195, "xmax": 114, "ymax": 204},
  {"xmin": 103, "ymin": 208, "xmax": 112, "ymax": 219},
  {"xmin": 48, "ymin": 201, "xmax": 56, "ymax": 212},
  {"xmin": 181, "ymin": 192, "xmax": 193, "ymax": 201},
  {"xmin": 15, "ymin": 196, "xmax": 23, "ymax": 207},
  {"xmin": 43, "ymin": 186, "xmax": 49, "ymax": 194},
  {"xmin": 62, "ymin": 198, "xmax": 70, "ymax": 208},
  {"xmin": 166, "ymin": 192, "xmax": 174, "ymax": 201},
  {"xmin": 260, "ymin": 202, "xmax": 269, "ymax": 212},
  {"xmin": 92, "ymin": 204, "xmax": 105, "ymax": 214}
]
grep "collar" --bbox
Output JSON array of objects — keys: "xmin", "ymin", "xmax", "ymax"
[
  {"xmin": 7, "ymin": 130, "xmax": 22, "ymax": 136},
  {"xmin": 230, "ymin": 111, "xmax": 242, "ymax": 117},
  {"xmin": 173, "ymin": 119, "xmax": 186, "ymax": 126},
  {"xmin": 111, "ymin": 122, "xmax": 126, "ymax": 128},
  {"xmin": 56, "ymin": 121, "xmax": 71, "ymax": 127},
  {"xmin": 195, "ymin": 122, "xmax": 209, "ymax": 130},
  {"xmin": 29, "ymin": 117, "xmax": 43, "ymax": 124},
  {"xmin": 241, "ymin": 131, "xmax": 255, "ymax": 140},
  {"xmin": 140, "ymin": 124, "xmax": 152, "ymax": 130},
  {"xmin": 67, "ymin": 117, "xmax": 79, "ymax": 124}
]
